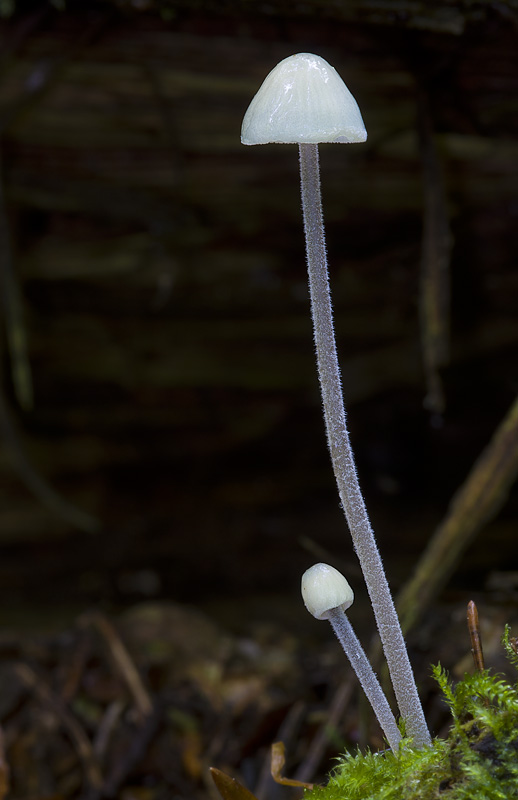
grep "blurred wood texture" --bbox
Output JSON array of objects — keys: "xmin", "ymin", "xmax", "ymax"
[{"xmin": 0, "ymin": 0, "xmax": 517, "ymax": 613}]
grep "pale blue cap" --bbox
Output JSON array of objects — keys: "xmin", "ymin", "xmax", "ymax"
[{"xmin": 241, "ymin": 53, "xmax": 367, "ymax": 145}]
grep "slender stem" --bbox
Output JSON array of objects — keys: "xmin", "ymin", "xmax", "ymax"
[
  {"xmin": 298, "ymin": 142, "xmax": 430, "ymax": 748},
  {"xmin": 327, "ymin": 607, "xmax": 402, "ymax": 752}
]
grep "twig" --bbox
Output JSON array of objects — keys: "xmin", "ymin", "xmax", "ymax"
[
  {"xmin": 93, "ymin": 701, "xmax": 126, "ymax": 763},
  {"xmin": 467, "ymin": 601, "xmax": 485, "ymax": 672},
  {"xmin": 397, "ymin": 392, "xmax": 518, "ymax": 635},
  {"xmin": 101, "ymin": 706, "xmax": 161, "ymax": 798},
  {"xmin": 295, "ymin": 677, "xmax": 354, "ymax": 784},
  {"xmin": 80, "ymin": 612, "xmax": 153, "ymax": 720},
  {"xmin": 0, "ymin": 387, "xmax": 101, "ymax": 533},
  {"xmin": 14, "ymin": 662, "xmax": 103, "ymax": 793}
]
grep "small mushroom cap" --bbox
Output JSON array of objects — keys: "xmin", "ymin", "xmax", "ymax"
[
  {"xmin": 301, "ymin": 563, "xmax": 354, "ymax": 620},
  {"xmin": 241, "ymin": 53, "xmax": 367, "ymax": 146}
]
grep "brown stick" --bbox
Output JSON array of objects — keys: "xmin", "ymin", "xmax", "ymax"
[
  {"xmin": 467, "ymin": 601, "xmax": 485, "ymax": 672},
  {"xmin": 80, "ymin": 612, "xmax": 153, "ymax": 719},
  {"xmin": 397, "ymin": 393, "xmax": 518, "ymax": 635}
]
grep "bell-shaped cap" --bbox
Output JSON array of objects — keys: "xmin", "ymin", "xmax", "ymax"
[
  {"xmin": 301, "ymin": 563, "xmax": 354, "ymax": 620},
  {"xmin": 241, "ymin": 53, "xmax": 367, "ymax": 146}
]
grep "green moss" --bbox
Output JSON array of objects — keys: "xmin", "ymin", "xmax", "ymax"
[{"xmin": 304, "ymin": 627, "xmax": 518, "ymax": 800}]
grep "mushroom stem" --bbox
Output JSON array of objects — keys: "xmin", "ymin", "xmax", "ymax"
[
  {"xmin": 298, "ymin": 142, "xmax": 431, "ymax": 748},
  {"xmin": 327, "ymin": 606, "xmax": 402, "ymax": 753}
]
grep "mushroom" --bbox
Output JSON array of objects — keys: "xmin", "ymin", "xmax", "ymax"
[
  {"xmin": 242, "ymin": 53, "xmax": 430, "ymax": 747},
  {"xmin": 302, "ymin": 563, "xmax": 402, "ymax": 753},
  {"xmin": 241, "ymin": 53, "xmax": 366, "ymax": 145}
]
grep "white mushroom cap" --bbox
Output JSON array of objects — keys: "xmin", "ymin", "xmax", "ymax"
[
  {"xmin": 301, "ymin": 562, "xmax": 354, "ymax": 620},
  {"xmin": 241, "ymin": 53, "xmax": 367, "ymax": 146}
]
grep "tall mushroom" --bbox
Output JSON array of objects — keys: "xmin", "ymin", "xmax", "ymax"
[
  {"xmin": 242, "ymin": 53, "xmax": 430, "ymax": 747},
  {"xmin": 302, "ymin": 563, "xmax": 402, "ymax": 753}
]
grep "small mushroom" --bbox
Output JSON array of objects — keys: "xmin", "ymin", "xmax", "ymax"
[
  {"xmin": 302, "ymin": 563, "xmax": 402, "ymax": 753},
  {"xmin": 242, "ymin": 54, "xmax": 430, "ymax": 748}
]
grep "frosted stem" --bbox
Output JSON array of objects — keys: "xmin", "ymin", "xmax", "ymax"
[
  {"xmin": 298, "ymin": 142, "xmax": 430, "ymax": 748},
  {"xmin": 327, "ymin": 607, "xmax": 402, "ymax": 752}
]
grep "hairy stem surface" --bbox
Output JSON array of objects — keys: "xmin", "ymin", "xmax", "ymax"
[
  {"xmin": 298, "ymin": 142, "xmax": 430, "ymax": 747},
  {"xmin": 328, "ymin": 607, "xmax": 402, "ymax": 752}
]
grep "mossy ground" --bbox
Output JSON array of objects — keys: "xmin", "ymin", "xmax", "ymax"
[{"xmin": 304, "ymin": 628, "xmax": 518, "ymax": 800}]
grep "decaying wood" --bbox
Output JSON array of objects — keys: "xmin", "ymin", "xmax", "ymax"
[
  {"xmin": 0, "ymin": 601, "xmax": 319, "ymax": 800},
  {"xmin": 0, "ymin": 14, "xmax": 516, "ymax": 793},
  {"xmin": 0, "ymin": 0, "xmax": 515, "ymax": 609}
]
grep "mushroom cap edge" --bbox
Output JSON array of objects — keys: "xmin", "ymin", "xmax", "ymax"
[{"xmin": 241, "ymin": 52, "xmax": 367, "ymax": 146}]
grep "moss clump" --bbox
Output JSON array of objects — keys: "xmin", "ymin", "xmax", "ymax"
[{"xmin": 304, "ymin": 627, "xmax": 518, "ymax": 800}]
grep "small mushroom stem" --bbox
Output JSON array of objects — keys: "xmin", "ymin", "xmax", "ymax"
[
  {"xmin": 327, "ymin": 606, "xmax": 402, "ymax": 753},
  {"xmin": 298, "ymin": 142, "xmax": 431, "ymax": 748}
]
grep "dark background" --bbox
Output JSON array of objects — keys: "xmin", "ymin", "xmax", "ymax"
[{"xmin": 0, "ymin": 0, "xmax": 517, "ymax": 635}]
